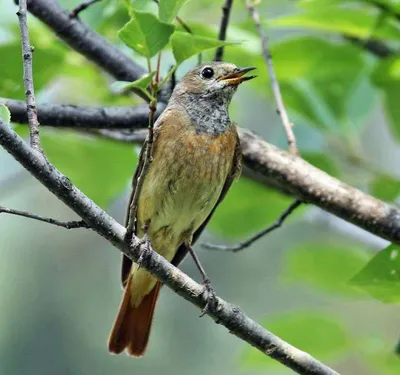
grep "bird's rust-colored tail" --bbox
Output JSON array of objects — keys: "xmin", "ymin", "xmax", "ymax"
[{"xmin": 108, "ymin": 277, "xmax": 161, "ymax": 356}]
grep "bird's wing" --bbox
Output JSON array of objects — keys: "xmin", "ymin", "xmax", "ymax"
[{"xmin": 171, "ymin": 129, "xmax": 242, "ymax": 267}]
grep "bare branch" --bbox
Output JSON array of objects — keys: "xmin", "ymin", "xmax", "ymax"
[
  {"xmin": 0, "ymin": 205, "xmax": 89, "ymax": 229},
  {"xmin": 244, "ymin": 0, "xmax": 298, "ymax": 155},
  {"xmin": 17, "ymin": 0, "xmax": 41, "ymax": 150},
  {"xmin": 215, "ymin": 0, "xmax": 234, "ymax": 61},
  {"xmin": 69, "ymin": 0, "xmax": 101, "ymax": 18},
  {"xmin": 0, "ymin": 118, "xmax": 339, "ymax": 375},
  {"xmin": 203, "ymin": 199, "xmax": 302, "ymax": 252},
  {"xmin": 239, "ymin": 128, "xmax": 400, "ymax": 245},
  {"xmin": 344, "ymin": 35, "xmax": 394, "ymax": 58},
  {"xmin": 22, "ymin": 0, "xmax": 149, "ymax": 101},
  {"xmin": 1, "ymin": 98, "xmax": 166, "ymax": 129}
]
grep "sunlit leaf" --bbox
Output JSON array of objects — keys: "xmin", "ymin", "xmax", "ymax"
[
  {"xmin": 242, "ymin": 312, "xmax": 350, "ymax": 368},
  {"xmin": 284, "ymin": 242, "xmax": 369, "ymax": 296},
  {"xmin": 111, "ymin": 72, "xmax": 155, "ymax": 95},
  {"xmin": 171, "ymin": 32, "xmax": 237, "ymax": 64},
  {"xmin": 370, "ymin": 174, "xmax": 400, "ymax": 201},
  {"xmin": 272, "ymin": 8, "xmax": 400, "ymax": 40},
  {"xmin": 159, "ymin": 0, "xmax": 189, "ymax": 23},
  {"xmin": 40, "ymin": 131, "xmax": 137, "ymax": 208},
  {"xmin": 381, "ymin": 83, "xmax": 400, "ymax": 142},
  {"xmin": 350, "ymin": 244, "xmax": 400, "ymax": 303},
  {"xmin": 208, "ymin": 178, "xmax": 301, "ymax": 239},
  {"xmin": 118, "ymin": 11, "xmax": 175, "ymax": 58},
  {"xmin": 0, "ymin": 104, "xmax": 11, "ymax": 125}
]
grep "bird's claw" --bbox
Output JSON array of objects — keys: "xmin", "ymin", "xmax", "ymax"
[
  {"xmin": 199, "ymin": 278, "xmax": 217, "ymax": 317},
  {"xmin": 132, "ymin": 234, "xmax": 151, "ymax": 269}
]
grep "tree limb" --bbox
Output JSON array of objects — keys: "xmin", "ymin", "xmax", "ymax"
[
  {"xmin": 215, "ymin": 0, "xmax": 234, "ymax": 61},
  {"xmin": 0, "ymin": 118, "xmax": 339, "ymax": 375},
  {"xmin": 1, "ymin": 98, "xmax": 166, "ymax": 129},
  {"xmin": 22, "ymin": 0, "xmax": 148, "ymax": 100}
]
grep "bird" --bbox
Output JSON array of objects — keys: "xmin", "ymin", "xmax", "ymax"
[{"xmin": 108, "ymin": 61, "xmax": 256, "ymax": 357}]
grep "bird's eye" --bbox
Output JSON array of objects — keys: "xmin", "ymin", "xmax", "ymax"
[{"xmin": 201, "ymin": 67, "xmax": 214, "ymax": 79}]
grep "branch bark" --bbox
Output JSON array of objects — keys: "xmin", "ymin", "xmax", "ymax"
[{"xmin": 0, "ymin": 118, "xmax": 339, "ymax": 375}]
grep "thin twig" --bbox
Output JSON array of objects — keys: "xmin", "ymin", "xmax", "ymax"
[
  {"xmin": 0, "ymin": 206, "xmax": 89, "ymax": 229},
  {"xmin": 17, "ymin": 0, "xmax": 41, "ymax": 150},
  {"xmin": 203, "ymin": 199, "xmax": 302, "ymax": 252},
  {"xmin": 215, "ymin": 0, "xmax": 234, "ymax": 61},
  {"xmin": 244, "ymin": 0, "xmax": 297, "ymax": 155},
  {"xmin": 70, "ymin": 0, "xmax": 101, "ymax": 18}
]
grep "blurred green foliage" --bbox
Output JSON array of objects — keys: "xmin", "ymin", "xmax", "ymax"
[{"xmin": 1, "ymin": 0, "xmax": 400, "ymax": 374}]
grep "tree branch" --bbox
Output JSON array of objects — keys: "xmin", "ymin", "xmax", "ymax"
[
  {"xmin": 344, "ymin": 35, "xmax": 394, "ymax": 58},
  {"xmin": 203, "ymin": 199, "xmax": 303, "ymax": 251},
  {"xmin": 244, "ymin": 0, "xmax": 298, "ymax": 155},
  {"xmin": 1, "ymin": 98, "xmax": 166, "ymax": 129},
  {"xmin": 69, "ymin": 0, "xmax": 101, "ymax": 18},
  {"xmin": 215, "ymin": 0, "xmax": 234, "ymax": 61},
  {"xmin": 17, "ymin": 0, "xmax": 41, "ymax": 150},
  {"xmin": 0, "ymin": 118, "xmax": 339, "ymax": 375},
  {"xmin": 0, "ymin": 205, "xmax": 89, "ymax": 229},
  {"xmin": 22, "ymin": 0, "xmax": 149, "ymax": 100},
  {"xmin": 239, "ymin": 128, "xmax": 400, "ymax": 245}
]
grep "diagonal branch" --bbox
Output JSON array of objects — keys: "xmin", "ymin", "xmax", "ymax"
[
  {"xmin": 0, "ymin": 206, "xmax": 89, "ymax": 229},
  {"xmin": 17, "ymin": 0, "xmax": 41, "ymax": 150},
  {"xmin": 21, "ymin": 0, "xmax": 149, "ymax": 100},
  {"xmin": 0, "ymin": 118, "xmax": 339, "ymax": 375}
]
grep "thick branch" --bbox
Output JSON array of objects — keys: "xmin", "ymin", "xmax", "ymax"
[
  {"xmin": 23, "ymin": 0, "xmax": 148, "ymax": 100},
  {"xmin": 239, "ymin": 128, "xmax": 400, "ymax": 245},
  {"xmin": 0, "ymin": 118, "xmax": 339, "ymax": 375},
  {"xmin": 1, "ymin": 98, "xmax": 165, "ymax": 129}
]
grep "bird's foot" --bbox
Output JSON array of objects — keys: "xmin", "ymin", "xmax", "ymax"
[
  {"xmin": 200, "ymin": 278, "xmax": 217, "ymax": 317},
  {"xmin": 131, "ymin": 234, "xmax": 152, "ymax": 268}
]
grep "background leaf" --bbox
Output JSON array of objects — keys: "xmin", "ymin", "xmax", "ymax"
[
  {"xmin": 40, "ymin": 131, "xmax": 137, "ymax": 208},
  {"xmin": 370, "ymin": 174, "xmax": 400, "ymax": 201},
  {"xmin": 350, "ymin": 244, "xmax": 400, "ymax": 303},
  {"xmin": 0, "ymin": 104, "xmax": 11, "ymax": 125},
  {"xmin": 242, "ymin": 312, "xmax": 350, "ymax": 368},
  {"xmin": 159, "ymin": 0, "xmax": 189, "ymax": 23},
  {"xmin": 171, "ymin": 32, "xmax": 236, "ymax": 64},
  {"xmin": 284, "ymin": 242, "xmax": 369, "ymax": 296},
  {"xmin": 118, "ymin": 11, "xmax": 175, "ymax": 58}
]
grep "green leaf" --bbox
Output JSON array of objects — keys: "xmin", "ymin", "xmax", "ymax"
[
  {"xmin": 350, "ymin": 244, "xmax": 400, "ymax": 303},
  {"xmin": 171, "ymin": 32, "xmax": 236, "ymax": 64},
  {"xmin": 159, "ymin": 0, "xmax": 189, "ymax": 23},
  {"xmin": 370, "ymin": 174, "xmax": 400, "ymax": 201},
  {"xmin": 111, "ymin": 72, "xmax": 155, "ymax": 96},
  {"xmin": 372, "ymin": 57, "xmax": 400, "ymax": 86},
  {"xmin": 272, "ymin": 8, "xmax": 400, "ymax": 40},
  {"xmin": 284, "ymin": 242, "xmax": 369, "ymax": 296},
  {"xmin": 0, "ymin": 104, "xmax": 11, "ymax": 125},
  {"xmin": 242, "ymin": 312, "xmax": 350, "ymax": 368},
  {"xmin": 302, "ymin": 152, "xmax": 339, "ymax": 177},
  {"xmin": 40, "ymin": 131, "xmax": 137, "ymax": 208},
  {"xmin": 118, "ymin": 11, "xmax": 175, "ymax": 58},
  {"xmin": 208, "ymin": 178, "xmax": 301, "ymax": 239}
]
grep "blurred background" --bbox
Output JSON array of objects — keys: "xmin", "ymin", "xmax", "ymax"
[{"xmin": 0, "ymin": 0, "xmax": 399, "ymax": 374}]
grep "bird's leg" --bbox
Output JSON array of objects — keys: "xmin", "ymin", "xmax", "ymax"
[
  {"xmin": 130, "ymin": 221, "xmax": 152, "ymax": 269},
  {"xmin": 187, "ymin": 244, "xmax": 217, "ymax": 317}
]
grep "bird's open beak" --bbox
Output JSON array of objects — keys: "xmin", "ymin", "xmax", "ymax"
[{"xmin": 218, "ymin": 66, "xmax": 257, "ymax": 86}]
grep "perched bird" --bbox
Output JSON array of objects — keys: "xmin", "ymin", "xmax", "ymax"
[{"xmin": 108, "ymin": 61, "xmax": 256, "ymax": 357}]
